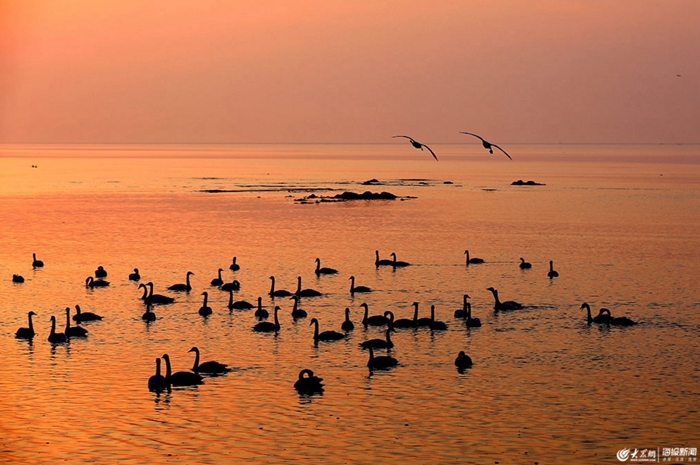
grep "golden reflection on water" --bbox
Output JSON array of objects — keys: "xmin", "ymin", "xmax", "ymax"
[{"xmin": 1, "ymin": 145, "xmax": 699, "ymax": 464}]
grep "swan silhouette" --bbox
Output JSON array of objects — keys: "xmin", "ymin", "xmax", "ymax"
[
  {"xmin": 12, "ymin": 274, "xmax": 25, "ymax": 283},
  {"xmin": 229, "ymin": 257, "xmax": 240, "ymax": 271},
  {"xmin": 32, "ymin": 253, "xmax": 44, "ymax": 268},
  {"xmin": 310, "ymin": 317, "xmax": 345, "ymax": 343},
  {"xmin": 390, "ymin": 253, "xmax": 410, "ymax": 267},
  {"xmin": 86, "ymin": 276, "xmax": 110, "ymax": 288},
  {"xmin": 65, "ymin": 307, "xmax": 88, "ymax": 338},
  {"xmin": 548, "ymin": 261, "xmax": 559, "ymax": 278},
  {"xmin": 593, "ymin": 308, "xmax": 637, "ymax": 326},
  {"xmin": 228, "ymin": 289, "xmax": 254, "ymax": 311},
  {"xmin": 295, "ymin": 276, "xmax": 322, "ymax": 297},
  {"xmin": 255, "ymin": 297, "xmax": 268, "ymax": 319},
  {"xmin": 392, "ymin": 135, "xmax": 438, "ymax": 161},
  {"xmin": 341, "ymin": 307, "xmax": 354, "ymax": 331},
  {"xmin": 141, "ymin": 282, "xmax": 174, "ymax": 305},
  {"xmin": 487, "ymin": 287, "xmax": 523, "ymax": 311},
  {"xmin": 415, "ymin": 303, "xmax": 435, "ymax": 327},
  {"xmin": 367, "ymin": 347, "xmax": 398, "ymax": 370},
  {"xmin": 168, "ymin": 271, "xmax": 194, "ymax": 292},
  {"xmin": 94, "ymin": 266, "xmax": 108, "ymax": 278},
  {"xmin": 148, "ymin": 358, "xmax": 168, "ymax": 393},
  {"xmin": 269, "ymin": 276, "xmax": 292, "ymax": 297},
  {"xmin": 290, "ymin": 296, "xmax": 308, "ymax": 319},
  {"xmin": 220, "ymin": 279, "xmax": 240, "ymax": 292},
  {"xmin": 455, "ymin": 351, "xmax": 473, "ymax": 369},
  {"xmin": 189, "ymin": 346, "xmax": 230, "ymax": 374},
  {"xmin": 581, "ymin": 303, "xmax": 611, "ymax": 324},
  {"xmin": 48, "ymin": 316, "xmax": 67, "ymax": 343},
  {"xmin": 315, "ymin": 258, "xmax": 338, "ymax": 275},
  {"xmin": 519, "ymin": 258, "xmax": 532, "ymax": 269},
  {"xmin": 464, "ymin": 302, "xmax": 481, "ymax": 328},
  {"xmin": 428, "ymin": 305, "xmax": 447, "ymax": 330},
  {"xmin": 465, "ymin": 250, "xmax": 484, "ymax": 265},
  {"xmin": 253, "ymin": 306, "xmax": 280, "ymax": 332},
  {"xmin": 15, "ymin": 311, "xmax": 36, "ymax": 339},
  {"xmin": 142, "ymin": 302, "xmax": 156, "ymax": 322},
  {"xmin": 454, "ymin": 295, "xmax": 471, "ymax": 318},
  {"xmin": 361, "ymin": 303, "xmax": 389, "ymax": 327},
  {"xmin": 162, "ymin": 353, "xmax": 203, "ymax": 386},
  {"xmin": 210, "ymin": 268, "xmax": 224, "ymax": 286},
  {"xmin": 73, "ymin": 304, "xmax": 103, "ymax": 322},
  {"xmin": 459, "ymin": 132, "xmax": 512, "ymax": 160},
  {"xmin": 129, "ymin": 268, "xmax": 141, "ymax": 281},
  {"xmin": 360, "ymin": 327, "xmax": 394, "ymax": 349},
  {"xmin": 294, "ymin": 369, "xmax": 324, "ymax": 393},
  {"xmin": 350, "ymin": 276, "xmax": 371, "ymax": 294},
  {"xmin": 375, "ymin": 250, "xmax": 394, "ymax": 267},
  {"xmin": 199, "ymin": 292, "xmax": 212, "ymax": 316},
  {"xmin": 393, "ymin": 302, "xmax": 419, "ymax": 328}
]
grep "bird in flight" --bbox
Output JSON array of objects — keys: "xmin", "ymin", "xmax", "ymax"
[
  {"xmin": 393, "ymin": 135, "xmax": 438, "ymax": 161},
  {"xmin": 460, "ymin": 132, "xmax": 512, "ymax": 160}
]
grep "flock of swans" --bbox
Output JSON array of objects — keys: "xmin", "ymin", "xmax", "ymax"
[{"xmin": 12, "ymin": 250, "xmax": 637, "ymax": 396}]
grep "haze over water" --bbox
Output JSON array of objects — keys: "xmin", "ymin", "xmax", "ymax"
[{"xmin": 1, "ymin": 144, "xmax": 699, "ymax": 464}]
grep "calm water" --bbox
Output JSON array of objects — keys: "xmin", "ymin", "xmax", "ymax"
[{"xmin": 1, "ymin": 144, "xmax": 699, "ymax": 464}]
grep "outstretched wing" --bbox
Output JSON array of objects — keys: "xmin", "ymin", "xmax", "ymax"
[
  {"xmin": 422, "ymin": 144, "xmax": 438, "ymax": 161},
  {"xmin": 459, "ymin": 132, "xmax": 486, "ymax": 143},
  {"xmin": 393, "ymin": 135, "xmax": 415, "ymax": 143},
  {"xmin": 492, "ymin": 144, "xmax": 512, "ymax": 160}
]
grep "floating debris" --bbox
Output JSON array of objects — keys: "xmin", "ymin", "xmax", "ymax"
[{"xmin": 511, "ymin": 180, "xmax": 546, "ymax": 186}]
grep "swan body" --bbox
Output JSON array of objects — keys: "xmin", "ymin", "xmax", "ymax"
[
  {"xmin": 228, "ymin": 289, "xmax": 254, "ymax": 310},
  {"xmin": 48, "ymin": 316, "xmax": 67, "ymax": 343},
  {"xmin": 350, "ymin": 276, "xmax": 371, "ymax": 294},
  {"xmin": 393, "ymin": 302, "xmax": 418, "ymax": 328},
  {"xmin": 454, "ymin": 294, "xmax": 471, "ymax": 318},
  {"xmin": 290, "ymin": 296, "xmax": 308, "ymax": 319},
  {"xmin": 189, "ymin": 346, "xmax": 229, "ymax": 374},
  {"xmin": 375, "ymin": 250, "xmax": 393, "ymax": 267},
  {"xmin": 294, "ymin": 369, "xmax": 324, "ymax": 393},
  {"xmin": 465, "ymin": 303, "xmax": 482, "ymax": 328},
  {"xmin": 65, "ymin": 307, "xmax": 88, "ymax": 337},
  {"xmin": 32, "ymin": 253, "xmax": 44, "ymax": 268},
  {"xmin": 15, "ymin": 311, "xmax": 36, "ymax": 339},
  {"xmin": 455, "ymin": 351, "xmax": 473, "ymax": 369},
  {"xmin": 220, "ymin": 279, "xmax": 240, "ymax": 292},
  {"xmin": 360, "ymin": 327, "xmax": 394, "ymax": 349},
  {"xmin": 142, "ymin": 302, "xmax": 156, "ymax": 321},
  {"xmin": 429, "ymin": 306, "xmax": 447, "ymax": 331},
  {"xmin": 296, "ymin": 276, "xmax": 322, "ymax": 297},
  {"xmin": 465, "ymin": 250, "xmax": 484, "ymax": 265},
  {"xmin": 269, "ymin": 276, "xmax": 292, "ymax": 297},
  {"xmin": 610, "ymin": 315, "xmax": 638, "ymax": 326},
  {"xmin": 519, "ymin": 258, "xmax": 532, "ymax": 269},
  {"xmin": 459, "ymin": 132, "xmax": 513, "ymax": 160},
  {"xmin": 229, "ymin": 257, "xmax": 240, "ymax": 271},
  {"xmin": 142, "ymin": 282, "xmax": 175, "ymax": 305},
  {"xmin": 390, "ymin": 252, "xmax": 410, "ymax": 267},
  {"xmin": 361, "ymin": 303, "xmax": 389, "ymax": 327},
  {"xmin": 253, "ymin": 306, "xmax": 280, "ymax": 332},
  {"xmin": 367, "ymin": 347, "xmax": 398, "ymax": 370},
  {"xmin": 255, "ymin": 297, "xmax": 268, "ymax": 319},
  {"xmin": 168, "ymin": 271, "xmax": 194, "ymax": 292},
  {"xmin": 341, "ymin": 307, "xmax": 354, "ymax": 331},
  {"xmin": 487, "ymin": 287, "xmax": 523, "ymax": 311},
  {"xmin": 148, "ymin": 358, "xmax": 168, "ymax": 393},
  {"xmin": 86, "ymin": 276, "xmax": 110, "ymax": 288},
  {"xmin": 548, "ymin": 261, "xmax": 559, "ymax": 278},
  {"xmin": 163, "ymin": 353, "xmax": 203, "ymax": 386},
  {"xmin": 310, "ymin": 317, "xmax": 345, "ymax": 342},
  {"xmin": 211, "ymin": 268, "xmax": 224, "ymax": 286},
  {"xmin": 12, "ymin": 274, "xmax": 25, "ymax": 283},
  {"xmin": 199, "ymin": 292, "xmax": 212, "ymax": 316},
  {"xmin": 315, "ymin": 258, "xmax": 338, "ymax": 275},
  {"xmin": 590, "ymin": 307, "xmax": 637, "ymax": 326},
  {"xmin": 94, "ymin": 266, "xmax": 108, "ymax": 278},
  {"xmin": 73, "ymin": 304, "xmax": 103, "ymax": 322},
  {"xmin": 392, "ymin": 135, "xmax": 438, "ymax": 161},
  {"xmin": 129, "ymin": 268, "xmax": 141, "ymax": 281}
]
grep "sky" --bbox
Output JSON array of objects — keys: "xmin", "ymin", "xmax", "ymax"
[{"xmin": 0, "ymin": 0, "xmax": 698, "ymax": 144}]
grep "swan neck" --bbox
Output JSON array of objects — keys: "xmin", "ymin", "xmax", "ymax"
[
  {"xmin": 28, "ymin": 313, "xmax": 34, "ymax": 330},
  {"xmin": 192, "ymin": 350, "xmax": 200, "ymax": 371}
]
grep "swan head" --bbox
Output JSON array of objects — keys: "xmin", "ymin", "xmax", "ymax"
[
  {"xmin": 360, "ymin": 303, "xmax": 368, "ymax": 310},
  {"xmin": 309, "ymin": 318, "xmax": 318, "ymax": 326},
  {"xmin": 187, "ymin": 271, "xmax": 194, "ymax": 276},
  {"xmin": 201, "ymin": 291, "xmax": 208, "ymax": 297},
  {"xmin": 188, "ymin": 346, "xmax": 199, "ymax": 354},
  {"xmin": 28, "ymin": 311, "xmax": 37, "ymax": 317},
  {"xmin": 486, "ymin": 287, "xmax": 496, "ymax": 293},
  {"xmin": 412, "ymin": 301, "xmax": 419, "ymax": 308},
  {"xmin": 50, "ymin": 315, "xmax": 56, "ymax": 322},
  {"xmin": 580, "ymin": 303, "xmax": 590, "ymax": 311},
  {"xmin": 383, "ymin": 310, "xmax": 394, "ymax": 321}
]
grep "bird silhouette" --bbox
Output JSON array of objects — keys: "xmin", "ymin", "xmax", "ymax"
[
  {"xmin": 393, "ymin": 135, "xmax": 438, "ymax": 161},
  {"xmin": 460, "ymin": 132, "xmax": 512, "ymax": 160}
]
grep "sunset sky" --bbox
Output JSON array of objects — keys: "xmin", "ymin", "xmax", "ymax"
[{"xmin": 1, "ymin": 0, "xmax": 698, "ymax": 144}]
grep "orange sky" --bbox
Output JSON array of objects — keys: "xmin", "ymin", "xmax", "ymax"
[{"xmin": 0, "ymin": 0, "xmax": 698, "ymax": 144}]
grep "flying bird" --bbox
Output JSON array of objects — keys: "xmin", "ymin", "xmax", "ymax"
[
  {"xmin": 392, "ymin": 135, "xmax": 438, "ymax": 161},
  {"xmin": 460, "ymin": 132, "xmax": 512, "ymax": 160}
]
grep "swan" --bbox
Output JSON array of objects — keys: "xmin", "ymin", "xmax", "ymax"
[
  {"xmin": 142, "ymin": 302, "xmax": 156, "ymax": 321},
  {"xmin": 295, "ymin": 276, "xmax": 322, "ymax": 297},
  {"xmin": 581, "ymin": 303, "xmax": 612, "ymax": 324},
  {"xmin": 255, "ymin": 297, "xmax": 268, "ymax": 319},
  {"xmin": 229, "ymin": 256, "xmax": 240, "ymax": 271},
  {"xmin": 465, "ymin": 250, "xmax": 484, "ymax": 265},
  {"xmin": 315, "ymin": 258, "xmax": 338, "ymax": 275},
  {"xmin": 390, "ymin": 252, "xmax": 410, "ymax": 267},
  {"xmin": 189, "ymin": 346, "xmax": 229, "ymax": 374},
  {"xmin": 428, "ymin": 306, "xmax": 447, "ymax": 331},
  {"xmin": 361, "ymin": 303, "xmax": 389, "ymax": 327},
  {"xmin": 294, "ymin": 369, "xmax": 324, "ymax": 393},
  {"xmin": 94, "ymin": 266, "xmax": 108, "ymax": 278},
  {"xmin": 129, "ymin": 268, "xmax": 141, "ymax": 281},
  {"xmin": 220, "ymin": 279, "xmax": 240, "ymax": 292},
  {"xmin": 168, "ymin": 271, "xmax": 194, "ymax": 292},
  {"xmin": 199, "ymin": 292, "xmax": 212, "ymax": 316},
  {"xmin": 367, "ymin": 347, "xmax": 398, "ymax": 370},
  {"xmin": 253, "ymin": 306, "xmax": 280, "ymax": 332},
  {"xmin": 519, "ymin": 258, "xmax": 532, "ymax": 269},
  {"xmin": 73, "ymin": 304, "xmax": 103, "ymax": 322},
  {"xmin": 393, "ymin": 302, "xmax": 418, "ymax": 328},
  {"xmin": 375, "ymin": 250, "xmax": 394, "ymax": 267},
  {"xmin": 290, "ymin": 295, "xmax": 308, "ymax": 319},
  {"xmin": 415, "ymin": 303, "xmax": 434, "ymax": 327},
  {"xmin": 148, "ymin": 358, "xmax": 168, "ymax": 393},
  {"xmin": 15, "ymin": 311, "xmax": 36, "ymax": 339},
  {"xmin": 32, "ymin": 253, "xmax": 44, "ymax": 268},
  {"xmin": 465, "ymin": 302, "xmax": 482, "ymax": 328},
  {"xmin": 548, "ymin": 261, "xmax": 559, "ymax": 278},
  {"xmin": 162, "ymin": 353, "xmax": 203, "ymax": 386},
  {"xmin": 595, "ymin": 308, "xmax": 638, "ymax": 326},
  {"xmin": 341, "ymin": 307, "xmax": 354, "ymax": 331},
  {"xmin": 86, "ymin": 276, "xmax": 110, "ymax": 288},
  {"xmin": 269, "ymin": 276, "xmax": 292, "ymax": 297},
  {"xmin": 65, "ymin": 307, "xmax": 88, "ymax": 337},
  {"xmin": 454, "ymin": 294, "xmax": 471, "ymax": 318},
  {"xmin": 47, "ymin": 316, "xmax": 67, "ymax": 343},
  {"xmin": 12, "ymin": 274, "xmax": 25, "ymax": 283},
  {"xmin": 487, "ymin": 287, "xmax": 524, "ymax": 311},
  {"xmin": 310, "ymin": 317, "xmax": 345, "ymax": 343},
  {"xmin": 360, "ymin": 327, "xmax": 394, "ymax": 349},
  {"xmin": 228, "ymin": 289, "xmax": 254, "ymax": 311},
  {"xmin": 392, "ymin": 135, "xmax": 438, "ymax": 161},
  {"xmin": 459, "ymin": 132, "xmax": 513, "ymax": 160},
  {"xmin": 350, "ymin": 276, "xmax": 371, "ymax": 294},
  {"xmin": 210, "ymin": 268, "xmax": 224, "ymax": 286},
  {"xmin": 142, "ymin": 282, "xmax": 175, "ymax": 305},
  {"xmin": 455, "ymin": 351, "xmax": 473, "ymax": 369}
]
